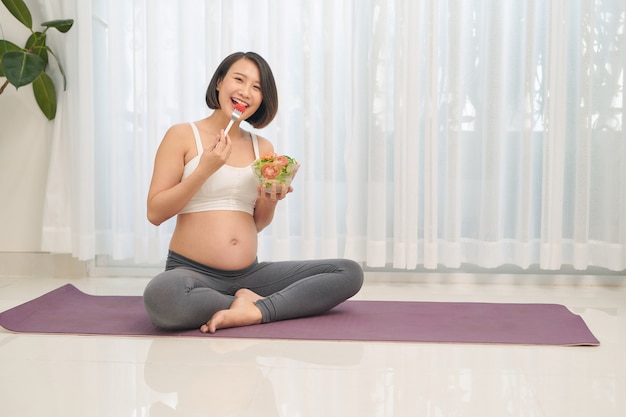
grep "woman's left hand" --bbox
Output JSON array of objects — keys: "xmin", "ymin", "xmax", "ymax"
[{"xmin": 258, "ymin": 184, "xmax": 293, "ymax": 202}]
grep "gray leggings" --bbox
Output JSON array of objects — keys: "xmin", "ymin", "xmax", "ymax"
[{"xmin": 143, "ymin": 251, "xmax": 364, "ymax": 330}]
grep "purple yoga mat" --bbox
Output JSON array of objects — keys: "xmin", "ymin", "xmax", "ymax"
[{"xmin": 0, "ymin": 284, "xmax": 599, "ymax": 346}]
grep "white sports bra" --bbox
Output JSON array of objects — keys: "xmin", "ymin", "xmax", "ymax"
[{"xmin": 178, "ymin": 122, "xmax": 260, "ymax": 215}]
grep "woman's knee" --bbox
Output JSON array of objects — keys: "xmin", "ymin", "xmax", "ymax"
[
  {"xmin": 143, "ymin": 274, "xmax": 187, "ymax": 330},
  {"xmin": 144, "ymin": 274, "xmax": 174, "ymax": 307},
  {"xmin": 338, "ymin": 259, "xmax": 364, "ymax": 295}
]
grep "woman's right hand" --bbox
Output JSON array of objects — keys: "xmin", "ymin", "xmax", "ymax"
[
  {"xmin": 147, "ymin": 125, "xmax": 232, "ymax": 226},
  {"xmin": 199, "ymin": 129, "xmax": 232, "ymax": 175}
]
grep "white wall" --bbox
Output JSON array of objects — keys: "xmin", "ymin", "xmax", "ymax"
[
  {"xmin": 0, "ymin": 6, "xmax": 86, "ymax": 277},
  {"xmin": 0, "ymin": 85, "xmax": 48, "ymax": 251},
  {"xmin": 0, "ymin": 6, "xmax": 49, "ymax": 252}
]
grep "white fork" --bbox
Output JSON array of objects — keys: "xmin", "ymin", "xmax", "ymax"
[{"xmin": 224, "ymin": 104, "xmax": 245, "ymax": 136}]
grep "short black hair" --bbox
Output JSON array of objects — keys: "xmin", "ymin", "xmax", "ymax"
[{"xmin": 205, "ymin": 52, "xmax": 278, "ymax": 129}]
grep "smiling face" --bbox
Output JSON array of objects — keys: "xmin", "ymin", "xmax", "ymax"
[
  {"xmin": 206, "ymin": 52, "xmax": 278, "ymax": 128},
  {"xmin": 216, "ymin": 58, "xmax": 263, "ymax": 119}
]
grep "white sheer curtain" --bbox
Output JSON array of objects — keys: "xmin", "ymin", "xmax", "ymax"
[
  {"xmin": 41, "ymin": 0, "xmax": 625, "ymax": 271},
  {"xmin": 39, "ymin": 0, "xmax": 95, "ymax": 259}
]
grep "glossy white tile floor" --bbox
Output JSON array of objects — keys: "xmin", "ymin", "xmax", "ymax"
[{"xmin": 0, "ymin": 273, "xmax": 624, "ymax": 417}]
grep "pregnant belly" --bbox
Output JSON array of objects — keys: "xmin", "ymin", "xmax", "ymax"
[{"xmin": 169, "ymin": 211, "xmax": 258, "ymax": 270}]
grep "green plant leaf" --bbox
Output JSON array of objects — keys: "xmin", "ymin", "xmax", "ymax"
[
  {"xmin": 1, "ymin": 50, "xmax": 45, "ymax": 88},
  {"xmin": 25, "ymin": 32, "xmax": 49, "ymax": 65},
  {"xmin": 32, "ymin": 72, "xmax": 57, "ymax": 120},
  {"xmin": 1, "ymin": 0, "xmax": 33, "ymax": 30},
  {"xmin": 0, "ymin": 39, "xmax": 22, "ymax": 77},
  {"xmin": 41, "ymin": 19, "xmax": 74, "ymax": 33},
  {"xmin": 45, "ymin": 48, "xmax": 68, "ymax": 90}
]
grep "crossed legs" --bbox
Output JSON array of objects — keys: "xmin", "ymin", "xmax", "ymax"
[{"xmin": 143, "ymin": 256, "xmax": 364, "ymax": 332}]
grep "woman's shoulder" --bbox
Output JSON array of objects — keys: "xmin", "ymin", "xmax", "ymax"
[
  {"xmin": 160, "ymin": 122, "xmax": 199, "ymax": 145},
  {"xmin": 156, "ymin": 122, "xmax": 197, "ymax": 157},
  {"xmin": 165, "ymin": 122, "xmax": 195, "ymax": 137},
  {"xmin": 251, "ymin": 132, "xmax": 274, "ymax": 155}
]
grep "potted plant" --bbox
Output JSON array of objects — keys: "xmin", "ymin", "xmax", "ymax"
[{"xmin": 0, "ymin": 0, "xmax": 73, "ymax": 120}]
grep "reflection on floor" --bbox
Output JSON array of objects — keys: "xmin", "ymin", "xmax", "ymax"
[{"xmin": 0, "ymin": 273, "xmax": 624, "ymax": 417}]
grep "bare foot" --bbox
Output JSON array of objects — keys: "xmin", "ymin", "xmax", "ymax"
[
  {"xmin": 200, "ymin": 296, "xmax": 262, "ymax": 334},
  {"xmin": 234, "ymin": 288, "xmax": 264, "ymax": 303}
]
